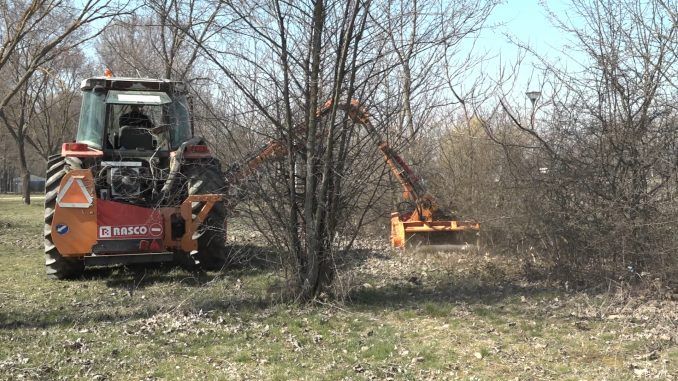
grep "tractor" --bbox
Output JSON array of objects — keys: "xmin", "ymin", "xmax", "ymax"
[
  {"xmin": 44, "ymin": 74, "xmax": 479, "ymax": 279},
  {"xmin": 44, "ymin": 74, "xmax": 227, "ymax": 278}
]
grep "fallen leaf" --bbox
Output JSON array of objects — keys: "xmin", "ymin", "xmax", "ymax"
[{"xmin": 411, "ymin": 356, "xmax": 424, "ymax": 363}]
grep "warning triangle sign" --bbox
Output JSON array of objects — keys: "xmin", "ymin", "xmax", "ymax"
[{"xmin": 57, "ymin": 177, "xmax": 93, "ymax": 208}]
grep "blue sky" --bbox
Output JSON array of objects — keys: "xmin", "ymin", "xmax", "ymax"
[
  {"xmin": 486, "ymin": 0, "xmax": 568, "ymax": 55},
  {"xmin": 85, "ymin": 0, "xmax": 578, "ymax": 105},
  {"xmin": 471, "ymin": 0, "xmax": 576, "ymax": 97}
]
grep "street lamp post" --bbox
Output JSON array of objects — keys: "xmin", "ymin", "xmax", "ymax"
[
  {"xmin": 526, "ymin": 91, "xmax": 541, "ymax": 127},
  {"xmin": 526, "ymin": 91, "xmax": 541, "ymax": 106}
]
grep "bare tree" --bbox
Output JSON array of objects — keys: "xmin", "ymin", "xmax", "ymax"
[
  {"xmin": 379, "ymin": 0, "xmax": 497, "ymax": 139},
  {"xmin": 27, "ymin": 53, "xmax": 88, "ymax": 160},
  {"xmin": 0, "ymin": 0, "xmax": 126, "ymax": 204},
  {"xmin": 489, "ymin": 0, "xmax": 677, "ymax": 281},
  {"xmin": 173, "ymin": 0, "xmax": 499, "ymax": 300},
  {"xmin": 97, "ymin": 0, "xmax": 219, "ymax": 81}
]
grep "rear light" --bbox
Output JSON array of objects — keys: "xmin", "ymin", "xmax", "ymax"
[
  {"xmin": 61, "ymin": 142, "xmax": 103, "ymax": 157},
  {"xmin": 150, "ymin": 239, "xmax": 162, "ymax": 251},
  {"xmin": 64, "ymin": 143, "xmax": 90, "ymax": 151},
  {"xmin": 186, "ymin": 145, "xmax": 210, "ymax": 154}
]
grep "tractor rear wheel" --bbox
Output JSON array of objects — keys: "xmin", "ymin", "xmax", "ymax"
[
  {"xmin": 44, "ymin": 155, "xmax": 85, "ymax": 279},
  {"xmin": 186, "ymin": 161, "xmax": 227, "ymax": 270}
]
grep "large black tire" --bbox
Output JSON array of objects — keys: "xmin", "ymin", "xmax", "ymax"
[
  {"xmin": 185, "ymin": 161, "xmax": 227, "ymax": 270},
  {"xmin": 44, "ymin": 155, "xmax": 85, "ymax": 279}
]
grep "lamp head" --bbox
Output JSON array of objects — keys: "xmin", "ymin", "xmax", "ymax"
[{"xmin": 526, "ymin": 91, "xmax": 541, "ymax": 106}]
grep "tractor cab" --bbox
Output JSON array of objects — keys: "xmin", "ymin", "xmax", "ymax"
[
  {"xmin": 62, "ymin": 76, "xmax": 207, "ymax": 207},
  {"xmin": 75, "ymin": 77, "xmax": 192, "ymax": 152}
]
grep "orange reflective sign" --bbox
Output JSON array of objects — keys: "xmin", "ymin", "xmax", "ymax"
[{"xmin": 57, "ymin": 177, "xmax": 93, "ymax": 208}]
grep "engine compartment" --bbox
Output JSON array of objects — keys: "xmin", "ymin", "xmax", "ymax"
[{"xmin": 88, "ymin": 154, "xmax": 186, "ymax": 207}]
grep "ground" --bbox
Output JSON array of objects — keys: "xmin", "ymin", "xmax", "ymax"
[{"xmin": 0, "ymin": 195, "xmax": 675, "ymax": 380}]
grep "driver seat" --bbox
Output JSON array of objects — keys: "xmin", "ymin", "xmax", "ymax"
[{"xmin": 118, "ymin": 126, "xmax": 154, "ymax": 150}]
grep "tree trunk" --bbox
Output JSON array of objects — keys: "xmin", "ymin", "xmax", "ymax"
[
  {"xmin": 402, "ymin": 64, "xmax": 415, "ymax": 138},
  {"xmin": 274, "ymin": 0, "xmax": 303, "ymax": 285},
  {"xmin": 17, "ymin": 138, "xmax": 31, "ymax": 205},
  {"xmin": 300, "ymin": 0, "xmax": 325, "ymax": 300}
]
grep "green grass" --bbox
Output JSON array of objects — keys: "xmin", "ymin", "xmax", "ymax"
[{"xmin": 0, "ymin": 195, "xmax": 676, "ymax": 380}]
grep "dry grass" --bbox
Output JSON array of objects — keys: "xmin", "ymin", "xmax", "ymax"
[{"xmin": 0, "ymin": 195, "xmax": 676, "ymax": 380}]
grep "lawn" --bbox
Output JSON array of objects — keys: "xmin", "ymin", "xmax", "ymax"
[{"xmin": 0, "ymin": 195, "xmax": 675, "ymax": 380}]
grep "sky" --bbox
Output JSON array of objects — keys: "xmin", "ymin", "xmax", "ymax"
[
  {"xmin": 469, "ymin": 0, "xmax": 578, "ymax": 103},
  {"xmin": 83, "ymin": 0, "xmax": 579, "ymax": 107},
  {"xmin": 486, "ymin": 0, "xmax": 569, "ymax": 55}
]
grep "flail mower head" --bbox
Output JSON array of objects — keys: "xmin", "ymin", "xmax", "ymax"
[{"xmin": 390, "ymin": 212, "xmax": 480, "ymax": 251}]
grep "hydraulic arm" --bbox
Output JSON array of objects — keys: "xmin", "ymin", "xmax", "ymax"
[{"xmin": 224, "ymin": 98, "xmax": 480, "ymax": 248}]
